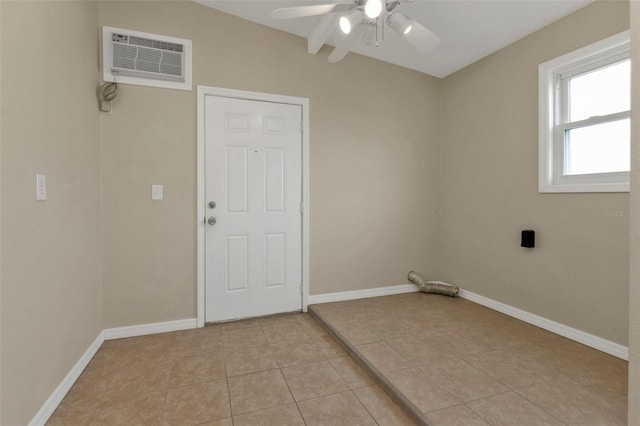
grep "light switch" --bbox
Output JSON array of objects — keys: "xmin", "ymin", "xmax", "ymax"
[
  {"xmin": 151, "ymin": 184, "xmax": 163, "ymax": 201},
  {"xmin": 36, "ymin": 174, "xmax": 47, "ymax": 201}
]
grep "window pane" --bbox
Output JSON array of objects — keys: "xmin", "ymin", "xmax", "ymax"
[
  {"xmin": 569, "ymin": 60, "xmax": 630, "ymax": 122},
  {"xmin": 565, "ymin": 119, "xmax": 629, "ymax": 175}
]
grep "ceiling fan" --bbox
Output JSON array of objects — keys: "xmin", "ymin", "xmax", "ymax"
[{"xmin": 270, "ymin": 0, "xmax": 440, "ymax": 63}]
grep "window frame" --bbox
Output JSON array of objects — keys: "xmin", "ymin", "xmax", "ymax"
[{"xmin": 539, "ymin": 30, "xmax": 630, "ymax": 193}]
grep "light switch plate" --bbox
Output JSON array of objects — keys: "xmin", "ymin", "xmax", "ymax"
[
  {"xmin": 36, "ymin": 174, "xmax": 47, "ymax": 201},
  {"xmin": 151, "ymin": 184, "xmax": 163, "ymax": 201}
]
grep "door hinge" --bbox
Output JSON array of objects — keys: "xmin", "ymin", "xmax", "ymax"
[{"xmin": 300, "ymin": 202, "xmax": 304, "ymax": 214}]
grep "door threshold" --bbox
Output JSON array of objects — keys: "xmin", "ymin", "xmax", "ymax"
[{"xmin": 204, "ymin": 309, "xmax": 303, "ymax": 326}]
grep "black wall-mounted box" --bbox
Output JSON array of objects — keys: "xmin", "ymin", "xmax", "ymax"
[{"xmin": 521, "ymin": 230, "xmax": 535, "ymax": 248}]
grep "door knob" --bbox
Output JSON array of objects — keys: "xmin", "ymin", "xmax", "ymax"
[
  {"xmin": 207, "ymin": 216, "xmax": 217, "ymax": 226},
  {"xmin": 209, "ymin": 201, "xmax": 216, "ymax": 209}
]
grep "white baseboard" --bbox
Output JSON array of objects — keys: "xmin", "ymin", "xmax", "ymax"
[
  {"xmin": 29, "ymin": 332, "xmax": 104, "ymax": 426},
  {"xmin": 453, "ymin": 286, "xmax": 629, "ymax": 360},
  {"xmin": 309, "ymin": 284, "xmax": 419, "ymax": 305},
  {"xmin": 32, "ymin": 318, "xmax": 198, "ymax": 424},
  {"xmin": 104, "ymin": 318, "xmax": 197, "ymax": 340}
]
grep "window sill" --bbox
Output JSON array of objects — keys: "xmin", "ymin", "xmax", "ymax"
[{"xmin": 539, "ymin": 181, "xmax": 630, "ymax": 193}]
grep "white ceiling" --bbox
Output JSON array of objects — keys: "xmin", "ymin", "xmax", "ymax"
[{"xmin": 195, "ymin": 0, "xmax": 594, "ymax": 78}]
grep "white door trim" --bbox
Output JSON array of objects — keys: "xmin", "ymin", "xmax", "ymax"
[{"xmin": 196, "ymin": 86, "xmax": 310, "ymax": 327}]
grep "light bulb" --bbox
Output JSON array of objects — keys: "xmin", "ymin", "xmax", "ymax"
[
  {"xmin": 339, "ymin": 11, "xmax": 363, "ymax": 35},
  {"xmin": 339, "ymin": 16, "xmax": 351, "ymax": 34},
  {"xmin": 364, "ymin": 0, "xmax": 382, "ymax": 19},
  {"xmin": 404, "ymin": 24, "xmax": 412, "ymax": 35}
]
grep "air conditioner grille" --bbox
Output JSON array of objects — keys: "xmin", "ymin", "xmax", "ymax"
[
  {"xmin": 112, "ymin": 33, "xmax": 184, "ymax": 53},
  {"xmin": 104, "ymin": 26, "xmax": 192, "ymax": 90},
  {"xmin": 112, "ymin": 43, "xmax": 136, "ymax": 70},
  {"xmin": 160, "ymin": 51, "xmax": 182, "ymax": 76}
]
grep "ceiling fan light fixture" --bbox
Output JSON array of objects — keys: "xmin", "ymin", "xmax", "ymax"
[
  {"xmin": 339, "ymin": 10, "xmax": 363, "ymax": 34},
  {"xmin": 339, "ymin": 16, "xmax": 351, "ymax": 33},
  {"xmin": 364, "ymin": 0, "xmax": 383, "ymax": 19},
  {"xmin": 388, "ymin": 11, "xmax": 413, "ymax": 36}
]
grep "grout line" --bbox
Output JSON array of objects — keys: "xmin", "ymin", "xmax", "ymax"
[
  {"xmin": 309, "ymin": 305, "xmax": 433, "ymax": 426},
  {"xmin": 514, "ymin": 386, "xmax": 570, "ymax": 425},
  {"xmin": 351, "ymin": 387, "xmax": 384, "ymax": 425},
  {"xmin": 223, "ymin": 358, "xmax": 234, "ymax": 418},
  {"xmin": 160, "ymin": 336, "xmax": 178, "ymax": 425}
]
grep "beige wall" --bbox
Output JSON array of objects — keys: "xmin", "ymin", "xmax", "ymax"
[
  {"xmin": 99, "ymin": 1, "xmax": 441, "ymax": 328},
  {"xmin": 439, "ymin": 0, "xmax": 630, "ymax": 345},
  {"xmin": 628, "ymin": 1, "xmax": 639, "ymax": 421},
  {"xmin": 0, "ymin": 0, "xmax": 634, "ymax": 422},
  {"xmin": 0, "ymin": 1, "xmax": 102, "ymax": 424}
]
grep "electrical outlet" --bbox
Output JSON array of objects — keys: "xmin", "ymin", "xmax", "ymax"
[{"xmin": 36, "ymin": 174, "xmax": 47, "ymax": 201}]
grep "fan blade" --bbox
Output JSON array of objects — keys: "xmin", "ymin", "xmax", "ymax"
[
  {"xmin": 328, "ymin": 24, "xmax": 365, "ymax": 63},
  {"xmin": 404, "ymin": 20, "xmax": 440, "ymax": 52},
  {"xmin": 271, "ymin": 3, "xmax": 354, "ymax": 20}
]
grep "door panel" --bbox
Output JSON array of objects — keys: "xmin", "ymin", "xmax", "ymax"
[{"xmin": 205, "ymin": 95, "xmax": 302, "ymax": 322}]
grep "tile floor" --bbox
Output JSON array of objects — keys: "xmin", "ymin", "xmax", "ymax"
[
  {"xmin": 312, "ymin": 293, "xmax": 629, "ymax": 425},
  {"xmin": 47, "ymin": 292, "xmax": 628, "ymax": 425},
  {"xmin": 47, "ymin": 312, "xmax": 412, "ymax": 425}
]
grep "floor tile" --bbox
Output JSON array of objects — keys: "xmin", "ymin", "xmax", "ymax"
[
  {"xmin": 355, "ymin": 341, "xmax": 412, "ymax": 373},
  {"xmin": 174, "ymin": 333, "xmax": 224, "ymax": 358},
  {"xmin": 233, "ymin": 403, "xmax": 305, "ymax": 426},
  {"xmin": 419, "ymin": 358, "xmax": 509, "ymax": 402},
  {"xmin": 425, "ymin": 404, "xmax": 489, "ymax": 426},
  {"xmin": 310, "ymin": 305, "xmax": 358, "ymax": 324},
  {"xmin": 386, "ymin": 368, "xmax": 458, "ymax": 413},
  {"xmin": 387, "ymin": 336, "xmax": 448, "ymax": 363},
  {"xmin": 328, "ymin": 356, "xmax": 375, "ymax": 389},
  {"xmin": 168, "ymin": 355, "xmax": 226, "ymax": 388},
  {"xmin": 228, "ymin": 369, "xmax": 294, "ymax": 415},
  {"xmin": 198, "ymin": 418, "xmax": 233, "ymax": 426},
  {"xmin": 364, "ymin": 318, "xmax": 415, "ymax": 340},
  {"xmin": 92, "ymin": 390, "xmax": 166, "ymax": 425},
  {"xmin": 334, "ymin": 322, "xmax": 383, "ymax": 345},
  {"xmin": 262, "ymin": 323, "xmax": 311, "ymax": 346},
  {"xmin": 281, "ymin": 360, "xmax": 349, "ymax": 401},
  {"xmin": 225, "ymin": 354, "xmax": 279, "ymax": 377},
  {"xmin": 224, "ymin": 340, "xmax": 273, "ymax": 358},
  {"xmin": 298, "ymin": 318, "xmax": 328, "ymax": 338},
  {"xmin": 353, "ymin": 385, "xmax": 416, "ymax": 426},
  {"xmin": 46, "ymin": 386, "xmax": 103, "ymax": 426},
  {"xmin": 297, "ymin": 391, "xmax": 377, "ymax": 426},
  {"xmin": 162, "ymin": 380, "xmax": 230, "ymax": 426},
  {"xmin": 105, "ymin": 359, "xmax": 171, "ymax": 400},
  {"xmin": 312, "ymin": 334, "xmax": 347, "ymax": 358},
  {"xmin": 515, "ymin": 376, "xmax": 627, "ymax": 425},
  {"xmin": 466, "ymin": 391, "xmax": 563, "ymax": 425},
  {"xmin": 463, "ymin": 347, "xmax": 557, "ymax": 389},
  {"xmin": 423, "ymin": 327, "xmax": 496, "ymax": 357},
  {"xmin": 45, "ymin": 293, "xmax": 628, "ymax": 426},
  {"xmin": 222, "ymin": 326, "xmax": 267, "ymax": 347},
  {"xmin": 271, "ymin": 341, "xmax": 325, "ymax": 367}
]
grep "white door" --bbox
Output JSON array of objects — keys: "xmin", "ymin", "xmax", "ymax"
[{"xmin": 204, "ymin": 95, "xmax": 303, "ymax": 322}]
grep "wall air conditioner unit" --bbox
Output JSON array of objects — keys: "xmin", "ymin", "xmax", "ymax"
[{"xmin": 102, "ymin": 26, "xmax": 192, "ymax": 91}]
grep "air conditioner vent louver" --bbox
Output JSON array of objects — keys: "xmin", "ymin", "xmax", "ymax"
[
  {"xmin": 126, "ymin": 35, "xmax": 184, "ymax": 53},
  {"xmin": 103, "ymin": 26, "xmax": 192, "ymax": 91}
]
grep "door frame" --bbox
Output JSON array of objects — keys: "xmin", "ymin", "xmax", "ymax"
[{"xmin": 196, "ymin": 85, "xmax": 310, "ymax": 327}]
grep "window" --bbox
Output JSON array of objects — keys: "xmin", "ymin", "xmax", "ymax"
[{"xmin": 539, "ymin": 31, "xmax": 630, "ymax": 193}]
